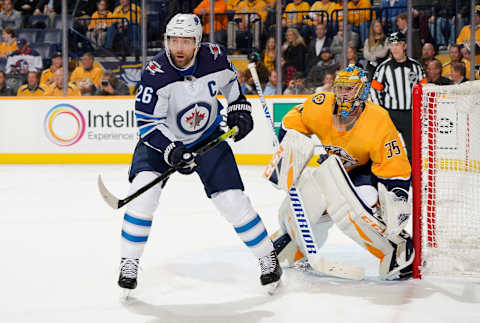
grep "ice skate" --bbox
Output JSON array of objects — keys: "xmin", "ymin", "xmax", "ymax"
[
  {"xmin": 259, "ymin": 250, "xmax": 283, "ymax": 295},
  {"xmin": 118, "ymin": 258, "xmax": 139, "ymax": 292}
]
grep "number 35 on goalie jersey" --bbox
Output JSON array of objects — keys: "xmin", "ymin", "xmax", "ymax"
[{"xmin": 281, "ymin": 92, "xmax": 411, "ymax": 181}]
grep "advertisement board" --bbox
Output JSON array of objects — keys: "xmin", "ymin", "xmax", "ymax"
[{"xmin": 0, "ymin": 96, "xmax": 308, "ymax": 164}]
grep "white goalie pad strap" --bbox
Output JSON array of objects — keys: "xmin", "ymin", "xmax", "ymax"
[
  {"xmin": 312, "ymin": 155, "xmax": 394, "ymax": 262},
  {"xmin": 378, "ymin": 183, "xmax": 411, "ymax": 239},
  {"xmin": 264, "ymin": 129, "xmax": 314, "ymax": 190}
]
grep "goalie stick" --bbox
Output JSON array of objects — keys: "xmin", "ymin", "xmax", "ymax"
[
  {"xmin": 247, "ymin": 63, "xmax": 365, "ymax": 280},
  {"xmin": 98, "ymin": 126, "xmax": 239, "ymax": 210}
]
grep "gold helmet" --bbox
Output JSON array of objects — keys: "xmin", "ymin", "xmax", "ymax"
[{"xmin": 333, "ymin": 65, "xmax": 370, "ymax": 117}]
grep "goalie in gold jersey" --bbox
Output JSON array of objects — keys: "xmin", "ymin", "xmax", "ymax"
[{"xmin": 268, "ymin": 65, "xmax": 414, "ymax": 280}]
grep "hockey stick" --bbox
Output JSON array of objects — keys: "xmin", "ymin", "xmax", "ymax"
[
  {"xmin": 98, "ymin": 126, "xmax": 238, "ymax": 210},
  {"xmin": 247, "ymin": 63, "xmax": 364, "ymax": 280}
]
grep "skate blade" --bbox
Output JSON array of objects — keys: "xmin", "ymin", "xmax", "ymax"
[
  {"xmin": 265, "ymin": 280, "xmax": 282, "ymax": 296},
  {"xmin": 119, "ymin": 288, "xmax": 135, "ymax": 303}
]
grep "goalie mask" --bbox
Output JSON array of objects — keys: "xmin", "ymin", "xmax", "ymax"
[
  {"xmin": 164, "ymin": 13, "xmax": 203, "ymax": 72},
  {"xmin": 333, "ymin": 65, "xmax": 370, "ymax": 118}
]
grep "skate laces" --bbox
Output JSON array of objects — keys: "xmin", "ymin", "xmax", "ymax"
[
  {"xmin": 259, "ymin": 251, "xmax": 277, "ymax": 274},
  {"xmin": 120, "ymin": 258, "xmax": 139, "ymax": 279}
]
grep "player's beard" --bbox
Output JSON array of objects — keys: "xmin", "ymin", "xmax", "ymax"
[{"xmin": 172, "ymin": 50, "xmax": 195, "ymax": 69}]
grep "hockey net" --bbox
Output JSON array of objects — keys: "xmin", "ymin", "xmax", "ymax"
[{"xmin": 412, "ymin": 82, "xmax": 480, "ymax": 279}]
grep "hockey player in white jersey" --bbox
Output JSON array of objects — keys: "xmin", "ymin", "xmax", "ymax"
[{"xmin": 118, "ymin": 13, "xmax": 281, "ymax": 292}]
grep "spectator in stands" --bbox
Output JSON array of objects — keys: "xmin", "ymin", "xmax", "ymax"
[
  {"xmin": 40, "ymin": 50, "xmax": 62, "ymax": 87},
  {"xmin": 15, "ymin": 0, "xmax": 45, "ymax": 17},
  {"xmin": 306, "ymin": 46, "xmax": 339, "ymax": 89},
  {"xmin": 450, "ymin": 61, "xmax": 468, "ymax": 84},
  {"xmin": 283, "ymin": 71, "xmax": 309, "ymax": 94},
  {"xmin": 96, "ymin": 70, "xmax": 129, "ymax": 96},
  {"xmin": 17, "ymin": 70, "xmax": 47, "ymax": 96},
  {"xmin": 396, "ymin": 12, "xmax": 421, "ymax": 60},
  {"xmin": 231, "ymin": 0, "xmax": 267, "ymax": 50},
  {"xmin": 261, "ymin": 36, "xmax": 276, "ymax": 72},
  {"xmin": 263, "ymin": 69, "xmax": 279, "ymax": 95},
  {"xmin": 330, "ymin": 0, "xmax": 345, "ymax": 23},
  {"xmin": 442, "ymin": 44, "xmax": 470, "ymax": 80},
  {"xmin": 105, "ymin": 0, "xmax": 141, "ymax": 54},
  {"xmin": 87, "ymin": 0, "xmax": 113, "ymax": 48},
  {"xmin": 237, "ymin": 68, "xmax": 248, "ymax": 94},
  {"xmin": 426, "ymin": 59, "xmax": 453, "ymax": 85},
  {"xmin": 0, "ymin": 28, "xmax": 17, "ymax": 59},
  {"xmin": 363, "ymin": 19, "xmax": 388, "ymax": 80},
  {"xmin": 310, "ymin": 0, "xmax": 336, "ymax": 24},
  {"xmin": 243, "ymin": 69, "xmax": 256, "ymax": 94},
  {"xmin": 71, "ymin": 52, "xmax": 103, "ymax": 94},
  {"xmin": 45, "ymin": 68, "xmax": 81, "ymax": 96},
  {"xmin": 305, "ymin": 23, "xmax": 332, "ymax": 71},
  {"xmin": 249, "ymin": 51, "xmax": 269, "ymax": 87},
  {"xmin": 420, "ymin": 43, "xmax": 436, "ymax": 72},
  {"xmin": 339, "ymin": 46, "xmax": 364, "ymax": 69},
  {"xmin": 347, "ymin": 0, "xmax": 374, "ymax": 44},
  {"xmin": 282, "ymin": 27, "xmax": 307, "ymax": 74},
  {"xmin": 282, "ymin": 0, "xmax": 311, "ymax": 40},
  {"xmin": 379, "ymin": 0, "xmax": 406, "ymax": 33},
  {"xmin": 6, "ymin": 38, "xmax": 42, "ymax": 74},
  {"xmin": 457, "ymin": 5, "xmax": 480, "ymax": 47},
  {"xmin": 194, "ymin": 0, "xmax": 228, "ymax": 45},
  {"xmin": 0, "ymin": 70, "xmax": 15, "ymax": 96},
  {"xmin": 314, "ymin": 71, "xmax": 335, "ymax": 92},
  {"xmin": 227, "ymin": 0, "xmax": 242, "ymax": 11},
  {"xmin": 331, "ymin": 22, "xmax": 360, "ymax": 60},
  {"xmin": 0, "ymin": 0, "xmax": 22, "ymax": 30}
]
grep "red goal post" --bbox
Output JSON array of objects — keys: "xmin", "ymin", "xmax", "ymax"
[{"xmin": 412, "ymin": 82, "xmax": 480, "ymax": 279}]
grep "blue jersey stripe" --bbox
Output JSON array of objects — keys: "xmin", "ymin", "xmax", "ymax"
[
  {"xmin": 139, "ymin": 124, "xmax": 156, "ymax": 136},
  {"xmin": 135, "ymin": 113, "xmax": 166, "ymax": 120}
]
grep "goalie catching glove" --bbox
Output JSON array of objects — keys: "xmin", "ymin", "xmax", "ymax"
[
  {"xmin": 164, "ymin": 141, "xmax": 196, "ymax": 175},
  {"xmin": 226, "ymin": 102, "xmax": 253, "ymax": 142}
]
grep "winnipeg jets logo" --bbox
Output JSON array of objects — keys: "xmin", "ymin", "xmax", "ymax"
[
  {"xmin": 146, "ymin": 60, "xmax": 164, "ymax": 75},
  {"xmin": 323, "ymin": 145, "xmax": 358, "ymax": 169},
  {"xmin": 178, "ymin": 102, "xmax": 211, "ymax": 134},
  {"xmin": 186, "ymin": 109, "xmax": 206, "ymax": 128},
  {"xmin": 209, "ymin": 43, "xmax": 221, "ymax": 60}
]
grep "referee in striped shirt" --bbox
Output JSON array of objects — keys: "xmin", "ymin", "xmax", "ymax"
[{"xmin": 370, "ymin": 32, "xmax": 426, "ymax": 163}]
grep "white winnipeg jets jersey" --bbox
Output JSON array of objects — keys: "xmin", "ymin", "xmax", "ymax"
[{"xmin": 135, "ymin": 43, "xmax": 243, "ymax": 152}]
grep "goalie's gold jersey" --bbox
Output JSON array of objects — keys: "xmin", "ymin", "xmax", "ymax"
[{"xmin": 282, "ymin": 91, "xmax": 411, "ymax": 180}]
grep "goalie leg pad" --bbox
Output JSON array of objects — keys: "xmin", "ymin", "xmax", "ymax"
[
  {"xmin": 264, "ymin": 129, "xmax": 314, "ymax": 190},
  {"xmin": 211, "ymin": 189, "xmax": 273, "ymax": 258},
  {"xmin": 277, "ymin": 168, "xmax": 333, "ymax": 265},
  {"xmin": 121, "ymin": 171, "xmax": 163, "ymax": 259},
  {"xmin": 313, "ymin": 156, "xmax": 395, "ymax": 265}
]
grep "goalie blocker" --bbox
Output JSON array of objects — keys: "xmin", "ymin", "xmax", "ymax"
[{"xmin": 268, "ymin": 130, "xmax": 414, "ymax": 279}]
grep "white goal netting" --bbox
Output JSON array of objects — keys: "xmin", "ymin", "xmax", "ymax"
[{"xmin": 413, "ymin": 81, "xmax": 480, "ymax": 278}]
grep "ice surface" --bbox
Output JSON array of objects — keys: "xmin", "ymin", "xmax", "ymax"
[{"xmin": 1, "ymin": 165, "xmax": 479, "ymax": 323}]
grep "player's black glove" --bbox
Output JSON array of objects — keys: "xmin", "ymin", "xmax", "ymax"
[
  {"xmin": 164, "ymin": 141, "xmax": 196, "ymax": 175},
  {"xmin": 226, "ymin": 103, "xmax": 253, "ymax": 142}
]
